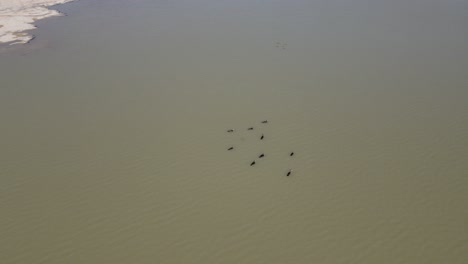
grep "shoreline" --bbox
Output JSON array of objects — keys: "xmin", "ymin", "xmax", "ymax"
[{"xmin": 0, "ymin": 0, "xmax": 76, "ymax": 45}]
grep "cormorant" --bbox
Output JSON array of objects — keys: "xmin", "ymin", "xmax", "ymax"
[
  {"xmin": 228, "ymin": 147, "xmax": 234, "ymax": 151},
  {"xmin": 290, "ymin": 152, "xmax": 294, "ymax": 156},
  {"xmin": 259, "ymin": 153, "xmax": 264, "ymax": 158},
  {"xmin": 250, "ymin": 161, "xmax": 256, "ymax": 166},
  {"xmin": 227, "ymin": 129, "xmax": 234, "ymax": 132},
  {"xmin": 261, "ymin": 120, "xmax": 268, "ymax": 123},
  {"xmin": 286, "ymin": 170, "xmax": 292, "ymax": 176},
  {"xmin": 247, "ymin": 127, "xmax": 254, "ymax": 130},
  {"xmin": 260, "ymin": 134, "xmax": 264, "ymax": 140}
]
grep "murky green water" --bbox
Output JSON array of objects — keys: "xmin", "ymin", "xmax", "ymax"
[{"xmin": 1, "ymin": 0, "xmax": 467, "ymax": 263}]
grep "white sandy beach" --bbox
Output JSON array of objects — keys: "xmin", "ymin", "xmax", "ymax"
[{"xmin": 0, "ymin": 0, "xmax": 75, "ymax": 44}]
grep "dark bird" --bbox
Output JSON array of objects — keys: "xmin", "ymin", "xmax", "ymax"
[
  {"xmin": 286, "ymin": 170, "xmax": 292, "ymax": 176},
  {"xmin": 247, "ymin": 127, "xmax": 254, "ymax": 130},
  {"xmin": 250, "ymin": 161, "xmax": 256, "ymax": 166},
  {"xmin": 260, "ymin": 134, "xmax": 264, "ymax": 140},
  {"xmin": 290, "ymin": 152, "xmax": 294, "ymax": 157},
  {"xmin": 259, "ymin": 153, "xmax": 264, "ymax": 158},
  {"xmin": 227, "ymin": 147, "xmax": 234, "ymax": 151},
  {"xmin": 227, "ymin": 129, "xmax": 234, "ymax": 132},
  {"xmin": 261, "ymin": 120, "xmax": 268, "ymax": 123}
]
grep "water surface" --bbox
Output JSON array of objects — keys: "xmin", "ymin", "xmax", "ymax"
[{"xmin": 1, "ymin": 0, "xmax": 467, "ymax": 263}]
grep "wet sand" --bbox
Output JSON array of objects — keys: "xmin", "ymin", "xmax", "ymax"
[{"xmin": 0, "ymin": 0, "xmax": 75, "ymax": 44}]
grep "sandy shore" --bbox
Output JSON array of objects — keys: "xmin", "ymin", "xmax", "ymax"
[{"xmin": 0, "ymin": 0, "xmax": 75, "ymax": 45}]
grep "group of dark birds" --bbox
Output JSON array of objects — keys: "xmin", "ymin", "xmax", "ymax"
[
  {"xmin": 275, "ymin": 42, "xmax": 287, "ymax": 50},
  {"xmin": 226, "ymin": 120, "xmax": 295, "ymax": 177}
]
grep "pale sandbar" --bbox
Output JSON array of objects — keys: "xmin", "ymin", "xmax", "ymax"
[{"xmin": 0, "ymin": 0, "xmax": 75, "ymax": 45}]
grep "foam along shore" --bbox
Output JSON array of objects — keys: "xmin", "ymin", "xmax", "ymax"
[{"xmin": 0, "ymin": 0, "xmax": 75, "ymax": 45}]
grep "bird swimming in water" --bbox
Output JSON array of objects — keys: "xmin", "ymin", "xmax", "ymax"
[
  {"xmin": 227, "ymin": 129, "xmax": 234, "ymax": 132},
  {"xmin": 290, "ymin": 152, "xmax": 294, "ymax": 157},
  {"xmin": 259, "ymin": 153, "xmax": 264, "ymax": 158},
  {"xmin": 247, "ymin": 127, "xmax": 254, "ymax": 130},
  {"xmin": 260, "ymin": 134, "xmax": 264, "ymax": 140},
  {"xmin": 261, "ymin": 120, "xmax": 268, "ymax": 123},
  {"xmin": 250, "ymin": 161, "xmax": 256, "ymax": 166},
  {"xmin": 228, "ymin": 147, "xmax": 234, "ymax": 151},
  {"xmin": 286, "ymin": 170, "xmax": 292, "ymax": 176}
]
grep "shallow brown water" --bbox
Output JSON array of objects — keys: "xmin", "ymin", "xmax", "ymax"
[{"xmin": 1, "ymin": 0, "xmax": 467, "ymax": 263}]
